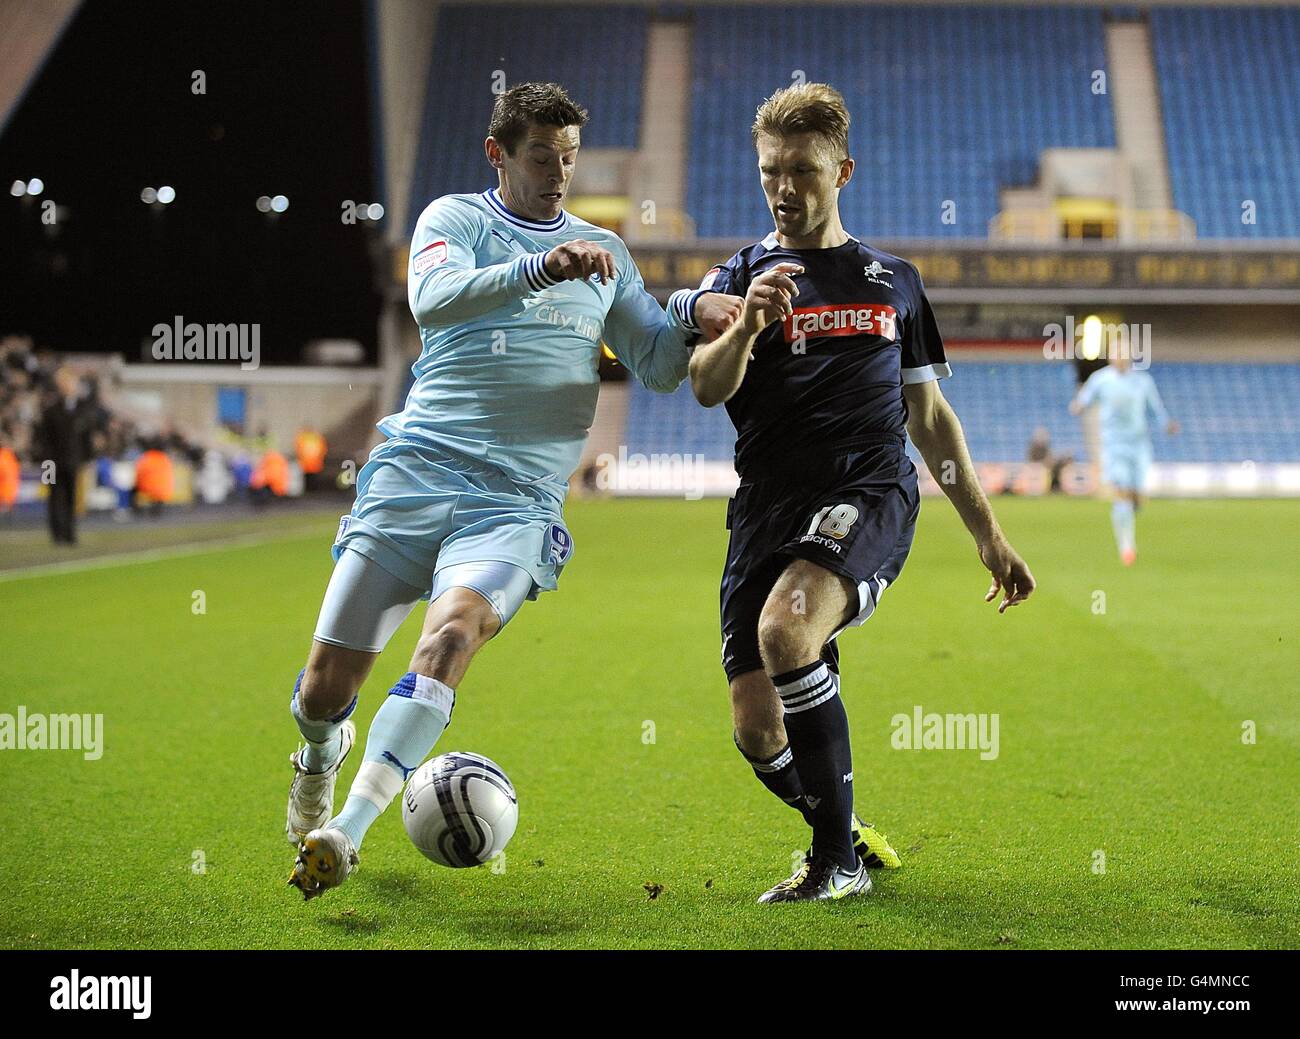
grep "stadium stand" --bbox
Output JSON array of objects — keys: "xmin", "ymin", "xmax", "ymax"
[
  {"xmin": 687, "ymin": 5, "xmax": 1115, "ymax": 238},
  {"xmin": 1150, "ymin": 6, "xmax": 1300, "ymax": 239},
  {"xmin": 624, "ymin": 362, "xmax": 1300, "ymax": 464},
  {"xmin": 406, "ymin": 4, "xmax": 647, "ymax": 228},
  {"xmin": 401, "ymin": 4, "xmax": 1300, "ymax": 242}
]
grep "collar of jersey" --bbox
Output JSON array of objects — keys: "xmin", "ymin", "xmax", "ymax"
[
  {"xmin": 761, "ymin": 231, "xmax": 860, "ymax": 252},
  {"xmin": 483, "ymin": 188, "xmax": 569, "ymax": 233}
]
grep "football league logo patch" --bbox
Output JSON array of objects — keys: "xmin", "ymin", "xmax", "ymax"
[
  {"xmin": 413, "ymin": 240, "xmax": 449, "ymax": 276},
  {"xmin": 698, "ymin": 266, "xmax": 724, "ymax": 291}
]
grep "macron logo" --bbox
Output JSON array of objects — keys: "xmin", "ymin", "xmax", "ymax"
[
  {"xmin": 50, "ymin": 971, "xmax": 151, "ymax": 1019},
  {"xmin": 783, "ymin": 304, "xmax": 897, "ymax": 343}
]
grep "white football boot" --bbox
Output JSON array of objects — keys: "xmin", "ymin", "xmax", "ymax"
[
  {"xmin": 758, "ymin": 853, "xmax": 872, "ymax": 904},
  {"xmin": 285, "ymin": 720, "xmax": 356, "ymax": 844},
  {"xmin": 288, "ymin": 827, "xmax": 358, "ymax": 901}
]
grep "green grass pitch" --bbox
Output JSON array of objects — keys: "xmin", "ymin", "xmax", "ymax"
[{"xmin": 1, "ymin": 496, "xmax": 1297, "ymax": 949}]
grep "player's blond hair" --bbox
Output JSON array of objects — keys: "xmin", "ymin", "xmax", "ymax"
[{"xmin": 752, "ymin": 83, "xmax": 850, "ymax": 159}]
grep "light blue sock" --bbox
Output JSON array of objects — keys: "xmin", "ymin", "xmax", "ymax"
[
  {"xmin": 1111, "ymin": 499, "xmax": 1136, "ymax": 554},
  {"xmin": 330, "ymin": 672, "xmax": 455, "ymax": 850},
  {"xmin": 290, "ymin": 668, "xmax": 358, "ymax": 772}
]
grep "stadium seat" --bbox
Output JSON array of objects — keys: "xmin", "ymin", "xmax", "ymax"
[
  {"xmin": 623, "ymin": 362, "xmax": 1300, "ymax": 464},
  {"xmin": 406, "ymin": 5, "xmax": 647, "ymax": 232},
  {"xmin": 1151, "ymin": 7, "xmax": 1300, "ymax": 238},
  {"xmin": 686, "ymin": 5, "xmax": 1115, "ymax": 238}
]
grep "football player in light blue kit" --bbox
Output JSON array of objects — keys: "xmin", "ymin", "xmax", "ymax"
[
  {"xmin": 286, "ymin": 83, "xmax": 741, "ymax": 898},
  {"xmin": 1070, "ymin": 353, "xmax": 1179, "ymax": 565}
]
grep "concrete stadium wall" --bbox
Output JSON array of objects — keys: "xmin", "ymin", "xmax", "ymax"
[{"xmin": 111, "ymin": 366, "xmax": 387, "ymax": 463}]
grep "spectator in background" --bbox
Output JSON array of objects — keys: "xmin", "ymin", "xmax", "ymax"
[
  {"xmin": 33, "ymin": 365, "xmax": 93, "ymax": 544},
  {"xmin": 294, "ymin": 426, "xmax": 327, "ymax": 492},
  {"xmin": 230, "ymin": 451, "xmax": 254, "ymax": 493},
  {"xmin": 133, "ymin": 440, "xmax": 175, "ymax": 517},
  {"xmin": 1026, "ymin": 426, "xmax": 1072, "ymax": 494},
  {"xmin": 250, "ymin": 447, "xmax": 290, "ymax": 505},
  {"xmin": 0, "ymin": 431, "xmax": 19, "ymax": 520}
]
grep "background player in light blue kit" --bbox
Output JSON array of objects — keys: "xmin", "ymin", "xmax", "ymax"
[
  {"xmin": 284, "ymin": 83, "xmax": 742, "ymax": 898},
  {"xmin": 1071, "ymin": 353, "xmax": 1179, "ymax": 565}
]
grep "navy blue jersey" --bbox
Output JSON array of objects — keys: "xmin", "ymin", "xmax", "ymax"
[{"xmin": 699, "ymin": 233, "xmax": 950, "ymax": 480}]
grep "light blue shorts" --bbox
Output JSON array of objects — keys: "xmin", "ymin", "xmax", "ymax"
[
  {"xmin": 331, "ymin": 436, "xmax": 574, "ymax": 603},
  {"xmin": 314, "ymin": 549, "xmax": 538, "ymax": 653},
  {"xmin": 1101, "ymin": 442, "xmax": 1153, "ymax": 492}
]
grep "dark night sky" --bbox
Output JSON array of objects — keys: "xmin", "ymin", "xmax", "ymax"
[{"xmin": 0, "ymin": 0, "xmax": 383, "ymax": 364}]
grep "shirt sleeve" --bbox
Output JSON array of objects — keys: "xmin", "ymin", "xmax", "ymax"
[
  {"xmin": 682, "ymin": 255, "xmax": 748, "ymax": 351},
  {"xmin": 900, "ymin": 261, "xmax": 951, "ymax": 384},
  {"xmin": 601, "ymin": 243, "xmax": 702, "ymax": 394},
  {"xmin": 1143, "ymin": 374, "xmax": 1171, "ymax": 426},
  {"xmin": 407, "ymin": 197, "xmax": 560, "ymax": 329},
  {"xmin": 1076, "ymin": 370, "xmax": 1101, "ymax": 408},
  {"xmin": 697, "ymin": 261, "xmax": 740, "ymax": 296}
]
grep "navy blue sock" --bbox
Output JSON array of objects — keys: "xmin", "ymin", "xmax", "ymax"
[
  {"xmin": 734, "ymin": 732, "xmax": 815, "ymax": 825},
  {"xmin": 772, "ymin": 661, "xmax": 856, "ymax": 871}
]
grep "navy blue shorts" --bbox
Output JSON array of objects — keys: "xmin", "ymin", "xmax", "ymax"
[{"xmin": 719, "ymin": 441, "xmax": 920, "ymax": 682}]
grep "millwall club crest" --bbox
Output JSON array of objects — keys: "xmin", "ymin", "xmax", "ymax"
[
  {"xmin": 863, "ymin": 260, "xmax": 893, "ymax": 287},
  {"xmin": 545, "ymin": 522, "xmax": 573, "ymax": 566}
]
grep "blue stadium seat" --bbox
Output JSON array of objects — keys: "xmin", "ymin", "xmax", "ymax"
[
  {"xmin": 623, "ymin": 362, "xmax": 1300, "ymax": 464},
  {"xmin": 404, "ymin": 6, "xmax": 1299, "ymax": 241},
  {"xmin": 1151, "ymin": 8, "xmax": 1300, "ymax": 238},
  {"xmin": 406, "ymin": 5, "xmax": 647, "ymax": 233},
  {"xmin": 686, "ymin": 5, "xmax": 1115, "ymax": 238}
]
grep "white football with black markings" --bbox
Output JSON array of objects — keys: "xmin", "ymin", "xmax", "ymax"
[{"xmin": 402, "ymin": 752, "xmax": 518, "ymax": 868}]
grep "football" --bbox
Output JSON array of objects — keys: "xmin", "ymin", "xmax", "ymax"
[{"xmin": 402, "ymin": 752, "xmax": 518, "ymax": 868}]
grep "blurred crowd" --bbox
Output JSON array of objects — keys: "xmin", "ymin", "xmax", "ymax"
[{"xmin": 0, "ymin": 334, "xmax": 331, "ymax": 543}]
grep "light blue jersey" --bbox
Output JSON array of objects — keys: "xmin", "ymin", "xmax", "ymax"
[
  {"xmin": 1077, "ymin": 367, "xmax": 1170, "ymax": 449},
  {"xmin": 386, "ymin": 188, "xmax": 703, "ymax": 491},
  {"xmin": 1077, "ymin": 366, "xmax": 1171, "ymax": 490},
  {"xmin": 326, "ymin": 188, "xmax": 707, "ymax": 615}
]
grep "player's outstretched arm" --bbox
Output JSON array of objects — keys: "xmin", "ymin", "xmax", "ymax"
[
  {"xmin": 603, "ymin": 246, "xmax": 742, "ymax": 393},
  {"xmin": 408, "ymin": 201, "xmax": 569, "ymax": 328},
  {"xmin": 904, "ymin": 380, "xmax": 1036, "ymax": 613},
  {"xmin": 1144, "ymin": 376, "xmax": 1180, "ymax": 435},
  {"xmin": 1069, "ymin": 371, "xmax": 1099, "ymax": 416},
  {"xmin": 688, "ymin": 263, "xmax": 802, "ymax": 407}
]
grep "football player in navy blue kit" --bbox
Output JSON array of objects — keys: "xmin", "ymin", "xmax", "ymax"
[{"xmin": 690, "ymin": 84, "xmax": 1036, "ymax": 903}]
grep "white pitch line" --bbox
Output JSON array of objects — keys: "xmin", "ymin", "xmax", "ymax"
[{"xmin": 0, "ymin": 524, "xmax": 330, "ymax": 583}]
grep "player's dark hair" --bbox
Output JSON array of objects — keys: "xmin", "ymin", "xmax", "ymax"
[
  {"xmin": 752, "ymin": 82, "xmax": 850, "ymax": 160},
  {"xmin": 488, "ymin": 82, "xmax": 589, "ymax": 155}
]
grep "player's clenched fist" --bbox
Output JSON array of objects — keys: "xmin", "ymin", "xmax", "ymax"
[
  {"xmin": 543, "ymin": 240, "xmax": 617, "ymax": 284},
  {"xmin": 741, "ymin": 262, "xmax": 804, "ymax": 333},
  {"xmin": 694, "ymin": 292, "xmax": 745, "ymax": 341}
]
